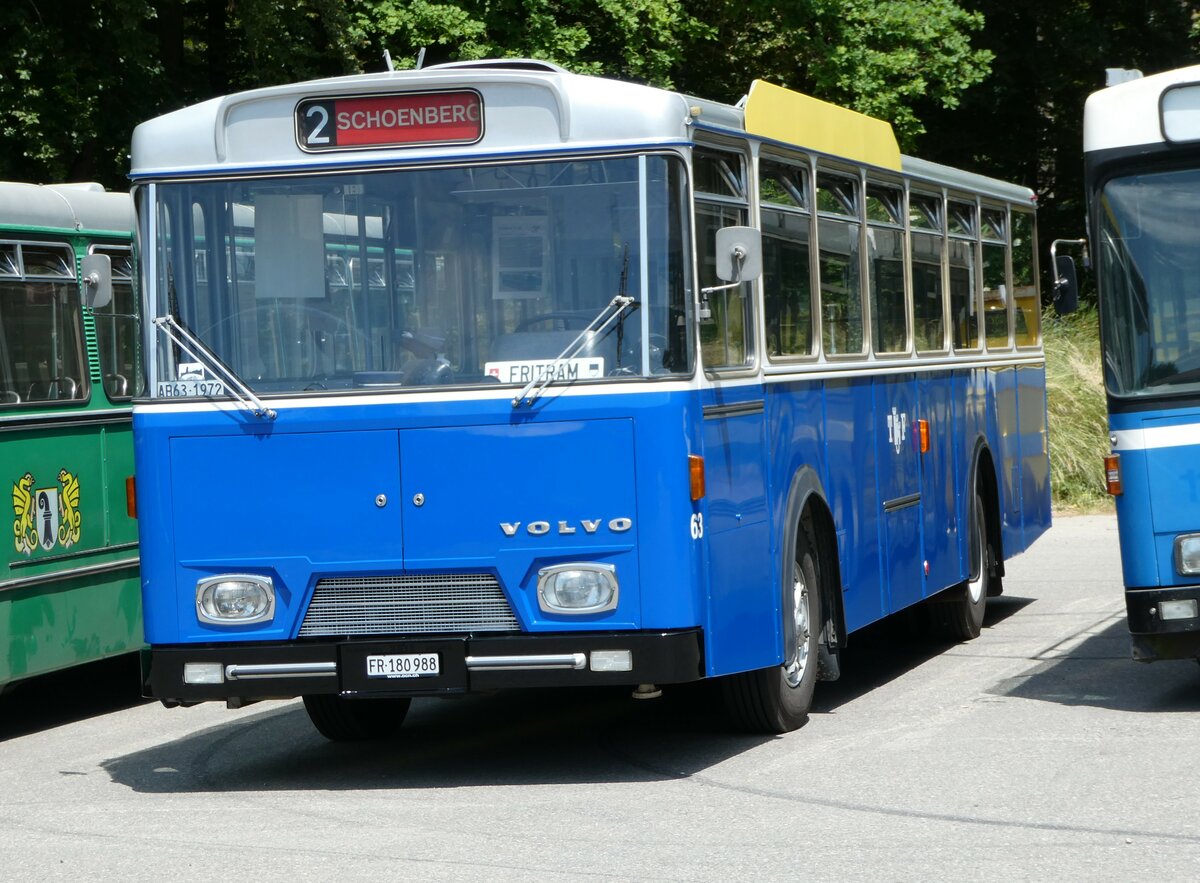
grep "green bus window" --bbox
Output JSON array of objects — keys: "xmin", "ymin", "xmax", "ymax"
[
  {"xmin": 92, "ymin": 246, "xmax": 143, "ymax": 400},
  {"xmin": 0, "ymin": 241, "xmax": 87, "ymax": 406},
  {"xmin": 0, "ymin": 280, "xmax": 87, "ymax": 405}
]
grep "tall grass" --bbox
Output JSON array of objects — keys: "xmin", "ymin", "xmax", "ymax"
[{"xmin": 1043, "ymin": 306, "xmax": 1113, "ymax": 512}]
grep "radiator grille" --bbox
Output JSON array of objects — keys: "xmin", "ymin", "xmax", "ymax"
[{"xmin": 298, "ymin": 573, "xmax": 520, "ymax": 637}]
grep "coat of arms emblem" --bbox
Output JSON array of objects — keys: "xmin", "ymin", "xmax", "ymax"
[{"xmin": 11, "ymin": 469, "xmax": 81, "ymax": 555}]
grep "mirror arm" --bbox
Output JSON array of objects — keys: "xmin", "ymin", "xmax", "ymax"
[
  {"xmin": 1050, "ymin": 238, "xmax": 1088, "ymax": 289},
  {"xmin": 700, "ymin": 247, "xmax": 746, "ymax": 296}
]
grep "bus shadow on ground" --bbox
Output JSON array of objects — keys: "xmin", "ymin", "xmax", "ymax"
[
  {"xmin": 0, "ymin": 653, "xmax": 148, "ymax": 743},
  {"xmin": 102, "ymin": 681, "xmax": 776, "ymax": 794},
  {"xmin": 813, "ymin": 594, "xmax": 1035, "ymax": 714},
  {"xmin": 988, "ymin": 618, "xmax": 1200, "ymax": 712},
  {"xmin": 102, "ymin": 599, "xmax": 1035, "ymax": 795}
]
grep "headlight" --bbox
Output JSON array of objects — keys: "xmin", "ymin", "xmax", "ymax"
[
  {"xmin": 1175, "ymin": 534, "xmax": 1200, "ymax": 576},
  {"xmin": 538, "ymin": 563, "xmax": 618, "ymax": 614},
  {"xmin": 196, "ymin": 574, "xmax": 275, "ymax": 625}
]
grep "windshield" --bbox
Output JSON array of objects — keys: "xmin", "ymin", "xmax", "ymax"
[
  {"xmin": 1098, "ymin": 167, "xmax": 1200, "ymax": 397},
  {"xmin": 146, "ymin": 154, "xmax": 691, "ymax": 397}
]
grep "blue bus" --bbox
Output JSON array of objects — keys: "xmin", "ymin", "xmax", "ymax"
[
  {"xmin": 130, "ymin": 61, "xmax": 1051, "ymax": 738},
  {"xmin": 1081, "ymin": 65, "xmax": 1200, "ymax": 662}
]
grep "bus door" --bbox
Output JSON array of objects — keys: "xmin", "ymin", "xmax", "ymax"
[
  {"xmin": 867, "ymin": 183, "xmax": 925, "ymax": 612},
  {"xmin": 694, "ymin": 146, "xmax": 776, "ymax": 676},
  {"xmin": 876, "ymin": 376, "xmax": 924, "ymax": 611}
]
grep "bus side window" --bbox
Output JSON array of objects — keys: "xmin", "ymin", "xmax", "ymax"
[
  {"xmin": 1011, "ymin": 209, "xmax": 1040, "ymax": 347},
  {"xmin": 910, "ymin": 193, "xmax": 946, "ymax": 353},
  {"xmin": 92, "ymin": 246, "xmax": 142, "ymax": 400},
  {"xmin": 696, "ymin": 148, "xmax": 754, "ymax": 371},
  {"xmin": 817, "ymin": 171, "xmax": 864, "ymax": 357},
  {"xmin": 866, "ymin": 182, "xmax": 907, "ymax": 355},
  {"xmin": 759, "ymin": 159, "xmax": 814, "ymax": 358},
  {"xmin": 0, "ymin": 242, "xmax": 87, "ymax": 406},
  {"xmin": 982, "ymin": 207, "xmax": 1011, "ymax": 349},
  {"xmin": 948, "ymin": 199, "xmax": 980, "ymax": 351}
]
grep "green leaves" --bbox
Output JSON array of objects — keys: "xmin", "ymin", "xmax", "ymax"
[
  {"xmin": 0, "ymin": 0, "xmax": 996, "ymax": 185},
  {"xmin": 675, "ymin": 0, "xmax": 992, "ymax": 147}
]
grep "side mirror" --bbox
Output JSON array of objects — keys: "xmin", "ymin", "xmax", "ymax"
[
  {"xmin": 715, "ymin": 226, "xmax": 762, "ymax": 283},
  {"xmin": 81, "ymin": 253, "xmax": 113, "ymax": 310},
  {"xmin": 1053, "ymin": 255, "xmax": 1079, "ymax": 316}
]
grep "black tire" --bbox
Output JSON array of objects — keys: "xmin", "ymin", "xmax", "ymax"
[
  {"xmin": 721, "ymin": 526, "xmax": 822, "ymax": 733},
  {"xmin": 302, "ymin": 693, "xmax": 411, "ymax": 741},
  {"xmin": 929, "ymin": 489, "xmax": 990, "ymax": 640}
]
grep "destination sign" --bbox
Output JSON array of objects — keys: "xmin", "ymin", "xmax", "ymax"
[{"xmin": 296, "ymin": 90, "xmax": 483, "ymax": 152}]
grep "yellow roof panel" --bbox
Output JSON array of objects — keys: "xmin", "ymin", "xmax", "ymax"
[{"xmin": 743, "ymin": 80, "xmax": 900, "ymax": 171}]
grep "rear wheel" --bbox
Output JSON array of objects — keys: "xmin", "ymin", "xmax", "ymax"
[
  {"xmin": 302, "ymin": 693, "xmax": 411, "ymax": 741},
  {"xmin": 929, "ymin": 489, "xmax": 990, "ymax": 640},
  {"xmin": 721, "ymin": 526, "xmax": 822, "ymax": 733}
]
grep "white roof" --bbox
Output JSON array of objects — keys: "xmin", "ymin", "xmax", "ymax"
[
  {"xmin": 1084, "ymin": 64, "xmax": 1200, "ymax": 152},
  {"xmin": 0, "ymin": 182, "xmax": 133, "ymax": 234},
  {"xmin": 130, "ymin": 62, "xmax": 727, "ymax": 178},
  {"xmin": 129, "ymin": 59, "xmax": 1032, "ymax": 205}
]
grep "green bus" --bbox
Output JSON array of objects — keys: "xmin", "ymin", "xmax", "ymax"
[{"xmin": 1, "ymin": 182, "xmax": 141, "ymax": 689}]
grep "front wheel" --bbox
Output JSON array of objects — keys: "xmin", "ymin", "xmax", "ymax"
[
  {"xmin": 302, "ymin": 694, "xmax": 411, "ymax": 741},
  {"xmin": 720, "ymin": 527, "xmax": 822, "ymax": 733}
]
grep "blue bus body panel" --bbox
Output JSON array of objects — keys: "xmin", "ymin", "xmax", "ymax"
[
  {"xmin": 135, "ymin": 363, "xmax": 1052, "ymax": 675},
  {"xmin": 699, "ymin": 384, "xmax": 775, "ymax": 676},
  {"xmin": 1110, "ymin": 407, "xmax": 1200, "ymax": 589},
  {"xmin": 919, "ymin": 371, "xmax": 963, "ymax": 595},
  {"xmin": 990, "ymin": 366, "xmax": 1023, "ymax": 556},
  {"xmin": 1018, "ymin": 365, "xmax": 1053, "ymax": 546},
  {"xmin": 134, "ymin": 390, "xmax": 706, "ymax": 646},
  {"xmin": 820, "ymin": 377, "xmax": 886, "ymax": 633},
  {"xmin": 398, "ymin": 420, "xmax": 640, "ymax": 630}
]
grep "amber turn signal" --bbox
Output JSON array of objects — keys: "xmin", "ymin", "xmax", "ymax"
[
  {"xmin": 918, "ymin": 418, "xmax": 930, "ymax": 454},
  {"xmin": 689, "ymin": 454, "xmax": 706, "ymax": 501},
  {"xmin": 125, "ymin": 475, "xmax": 137, "ymax": 518},
  {"xmin": 1104, "ymin": 454, "xmax": 1122, "ymax": 496}
]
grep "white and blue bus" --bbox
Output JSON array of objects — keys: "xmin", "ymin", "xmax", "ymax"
[
  {"xmin": 1082, "ymin": 66, "xmax": 1200, "ymax": 662},
  {"xmin": 130, "ymin": 60, "xmax": 1051, "ymax": 738}
]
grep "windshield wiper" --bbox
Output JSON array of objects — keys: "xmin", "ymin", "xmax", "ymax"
[
  {"xmin": 152, "ymin": 314, "xmax": 277, "ymax": 421},
  {"xmin": 511, "ymin": 293, "xmax": 638, "ymax": 408}
]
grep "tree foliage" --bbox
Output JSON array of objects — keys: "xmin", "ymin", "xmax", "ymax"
[
  {"xmin": 4, "ymin": 0, "xmax": 1197, "ymax": 261},
  {"xmin": 675, "ymin": 0, "xmax": 992, "ymax": 146},
  {"xmin": 0, "ymin": 0, "xmax": 992, "ymax": 187},
  {"xmin": 915, "ymin": 1, "xmax": 1200, "ymax": 301}
]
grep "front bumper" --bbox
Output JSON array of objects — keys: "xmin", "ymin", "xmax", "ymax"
[
  {"xmin": 1125, "ymin": 586, "xmax": 1200, "ymax": 661},
  {"xmin": 143, "ymin": 629, "xmax": 704, "ymax": 704}
]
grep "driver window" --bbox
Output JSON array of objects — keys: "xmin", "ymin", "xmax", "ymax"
[{"xmin": 695, "ymin": 147, "xmax": 754, "ymax": 371}]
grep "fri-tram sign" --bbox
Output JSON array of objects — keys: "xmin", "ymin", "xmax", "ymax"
[{"xmin": 295, "ymin": 90, "xmax": 484, "ymax": 152}]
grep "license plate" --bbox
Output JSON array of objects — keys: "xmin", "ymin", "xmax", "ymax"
[
  {"xmin": 365, "ymin": 652, "xmax": 440, "ymax": 679},
  {"xmin": 155, "ymin": 379, "xmax": 227, "ymax": 398}
]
